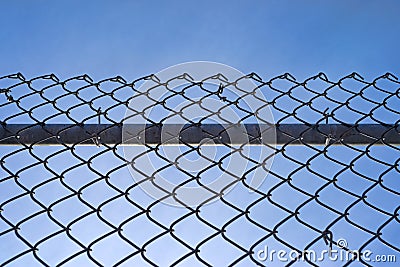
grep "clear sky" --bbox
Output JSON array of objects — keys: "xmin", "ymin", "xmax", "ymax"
[
  {"xmin": 0, "ymin": 1, "xmax": 399, "ymax": 266},
  {"xmin": 0, "ymin": 0, "xmax": 399, "ymax": 81}
]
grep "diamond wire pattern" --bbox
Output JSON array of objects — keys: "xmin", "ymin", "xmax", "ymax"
[{"xmin": 0, "ymin": 72, "xmax": 399, "ymax": 266}]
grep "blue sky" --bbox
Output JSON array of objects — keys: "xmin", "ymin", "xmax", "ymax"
[
  {"xmin": 1, "ymin": 1, "xmax": 399, "ymax": 266},
  {"xmin": 0, "ymin": 0, "xmax": 399, "ymax": 81}
]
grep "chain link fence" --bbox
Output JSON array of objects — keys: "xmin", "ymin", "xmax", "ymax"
[{"xmin": 0, "ymin": 71, "xmax": 399, "ymax": 266}]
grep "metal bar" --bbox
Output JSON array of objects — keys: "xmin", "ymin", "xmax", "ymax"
[{"xmin": 0, "ymin": 124, "xmax": 398, "ymax": 145}]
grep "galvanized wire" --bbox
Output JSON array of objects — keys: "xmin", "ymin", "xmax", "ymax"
[{"xmin": 0, "ymin": 72, "xmax": 399, "ymax": 266}]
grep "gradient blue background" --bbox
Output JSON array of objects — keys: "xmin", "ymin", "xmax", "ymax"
[
  {"xmin": 0, "ymin": 1, "xmax": 399, "ymax": 266},
  {"xmin": 0, "ymin": 0, "xmax": 399, "ymax": 81}
]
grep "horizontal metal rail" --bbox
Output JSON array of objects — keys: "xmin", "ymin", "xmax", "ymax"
[{"xmin": 0, "ymin": 124, "xmax": 398, "ymax": 145}]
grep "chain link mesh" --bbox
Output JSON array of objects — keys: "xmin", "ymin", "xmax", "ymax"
[{"xmin": 0, "ymin": 72, "xmax": 399, "ymax": 266}]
